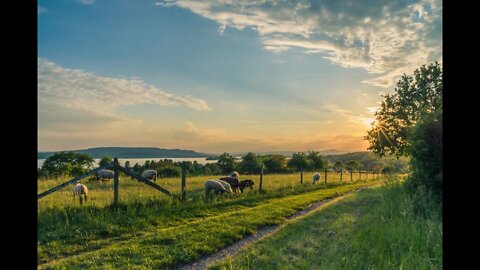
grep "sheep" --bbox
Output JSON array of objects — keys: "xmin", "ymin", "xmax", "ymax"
[
  {"xmin": 215, "ymin": 180, "xmax": 233, "ymax": 193},
  {"xmin": 312, "ymin": 172, "xmax": 321, "ymax": 184},
  {"xmin": 219, "ymin": 176, "xmax": 239, "ymax": 193},
  {"xmin": 141, "ymin": 169, "xmax": 157, "ymax": 183},
  {"xmin": 73, "ymin": 182, "xmax": 88, "ymax": 204},
  {"xmin": 96, "ymin": 169, "xmax": 114, "ymax": 181},
  {"xmin": 239, "ymin": 179, "xmax": 254, "ymax": 193},
  {"xmin": 230, "ymin": 171, "xmax": 240, "ymax": 179},
  {"xmin": 204, "ymin": 179, "xmax": 232, "ymax": 198}
]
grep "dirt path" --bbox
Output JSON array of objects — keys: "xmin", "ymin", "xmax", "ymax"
[{"xmin": 177, "ymin": 186, "xmax": 374, "ymax": 270}]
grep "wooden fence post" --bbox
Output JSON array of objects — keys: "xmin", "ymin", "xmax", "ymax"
[
  {"xmin": 181, "ymin": 161, "xmax": 186, "ymax": 202},
  {"xmin": 340, "ymin": 170, "xmax": 343, "ymax": 181},
  {"xmin": 300, "ymin": 169, "xmax": 303, "ymax": 184},
  {"xmin": 359, "ymin": 170, "xmax": 361, "ymax": 180},
  {"xmin": 324, "ymin": 168, "xmax": 327, "ymax": 185},
  {"xmin": 350, "ymin": 170, "xmax": 353, "ymax": 181},
  {"xmin": 259, "ymin": 166, "xmax": 264, "ymax": 191},
  {"xmin": 113, "ymin": 157, "xmax": 119, "ymax": 204}
]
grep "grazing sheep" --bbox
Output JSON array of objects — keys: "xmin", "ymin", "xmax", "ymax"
[
  {"xmin": 96, "ymin": 169, "xmax": 114, "ymax": 181},
  {"xmin": 141, "ymin": 169, "xmax": 157, "ymax": 183},
  {"xmin": 215, "ymin": 180, "xmax": 233, "ymax": 193},
  {"xmin": 73, "ymin": 183, "xmax": 88, "ymax": 204},
  {"xmin": 312, "ymin": 172, "xmax": 321, "ymax": 184},
  {"xmin": 219, "ymin": 176, "xmax": 239, "ymax": 193},
  {"xmin": 205, "ymin": 179, "xmax": 232, "ymax": 198},
  {"xmin": 239, "ymin": 179, "xmax": 254, "ymax": 193},
  {"xmin": 230, "ymin": 171, "xmax": 240, "ymax": 179}
]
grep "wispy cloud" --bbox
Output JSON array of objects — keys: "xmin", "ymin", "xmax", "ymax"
[
  {"xmin": 323, "ymin": 103, "xmax": 375, "ymax": 128},
  {"xmin": 38, "ymin": 6, "xmax": 48, "ymax": 14},
  {"xmin": 38, "ymin": 58, "xmax": 211, "ymax": 116},
  {"xmin": 158, "ymin": 0, "xmax": 442, "ymax": 87}
]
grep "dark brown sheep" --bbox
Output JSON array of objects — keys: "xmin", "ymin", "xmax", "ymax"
[
  {"xmin": 219, "ymin": 177, "xmax": 239, "ymax": 193},
  {"xmin": 239, "ymin": 179, "xmax": 254, "ymax": 193}
]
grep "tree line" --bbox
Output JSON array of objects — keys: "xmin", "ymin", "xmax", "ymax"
[{"xmin": 37, "ymin": 150, "xmax": 402, "ymax": 180}]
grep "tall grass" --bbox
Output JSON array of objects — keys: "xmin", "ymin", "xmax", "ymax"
[{"xmin": 210, "ymin": 176, "xmax": 442, "ymax": 269}]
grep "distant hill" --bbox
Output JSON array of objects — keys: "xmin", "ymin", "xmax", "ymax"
[{"xmin": 38, "ymin": 147, "xmax": 212, "ymax": 159}]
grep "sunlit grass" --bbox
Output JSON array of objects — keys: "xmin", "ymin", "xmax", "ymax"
[
  {"xmin": 210, "ymin": 178, "xmax": 442, "ymax": 270},
  {"xmin": 37, "ymin": 172, "xmax": 384, "ymax": 269}
]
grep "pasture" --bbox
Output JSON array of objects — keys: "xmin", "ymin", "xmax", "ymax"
[
  {"xmin": 38, "ymin": 172, "xmax": 383, "ymax": 269},
  {"xmin": 210, "ymin": 178, "xmax": 442, "ymax": 269}
]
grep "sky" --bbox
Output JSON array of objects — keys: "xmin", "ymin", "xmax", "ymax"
[{"xmin": 38, "ymin": 0, "xmax": 442, "ymax": 154}]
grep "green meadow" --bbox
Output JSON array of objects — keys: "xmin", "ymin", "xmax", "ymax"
[
  {"xmin": 210, "ymin": 178, "xmax": 442, "ymax": 270},
  {"xmin": 38, "ymin": 172, "xmax": 381, "ymax": 269}
]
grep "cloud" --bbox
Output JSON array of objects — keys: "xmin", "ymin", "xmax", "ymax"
[
  {"xmin": 323, "ymin": 103, "xmax": 375, "ymax": 128},
  {"xmin": 38, "ymin": 6, "xmax": 48, "ymax": 14},
  {"xmin": 158, "ymin": 0, "xmax": 442, "ymax": 87},
  {"xmin": 78, "ymin": 0, "xmax": 95, "ymax": 4},
  {"xmin": 174, "ymin": 122, "xmax": 226, "ymax": 139},
  {"xmin": 38, "ymin": 58, "xmax": 211, "ymax": 116}
]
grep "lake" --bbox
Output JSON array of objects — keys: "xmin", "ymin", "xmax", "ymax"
[{"xmin": 37, "ymin": 157, "xmax": 217, "ymax": 169}]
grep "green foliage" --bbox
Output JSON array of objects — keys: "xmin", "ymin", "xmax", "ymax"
[
  {"xmin": 217, "ymin": 153, "xmax": 235, "ymax": 174},
  {"xmin": 38, "ymin": 168, "xmax": 49, "ymax": 180},
  {"xmin": 41, "ymin": 151, "xmax": 94, "ymax": 177},
  {"xmin": 345, "ymin": 160, "xmax": 359, "ymax": 172},
  {"xmin": 157, "ymin": 166, "xmax": 181, "ymax": 178},
  {"xmin": 99, "ymin": 155, "xmax": 112, "ymax": 167},
  {"xmin": 369, "ymin": 162, "xmax": 384, "ymax": 173},
  {"xmin": 287, "ymin": 152, "xmax": 311, "ymax": 171},
  {"xmin": 325, "ymin": 151, "xmax": 409, "ymax": 172},
  {"xmin": 405, "ymin": 110, "xmax": 442, "ymax": 200},
  {"xmin": 382, "ymin": 165, "xmax": 394, "ymax": 174},
  {"xmin": 261, "ymin": 155, "xmax": 288, "ymax": 173},
  {"xmin": 132, "ymin": 163, "xmax": 142, "ymax": 174},
  {"xmin": 239, "ymin": 152, "xmax": 261, "ymax": 174},
  {"xmin": 306, "ymin": 150, "xmax": 328, "ymax": 170},
  {"xmin": 365, "ymin": 62, "xmax": 442, "ymax": 157},
  {"xmin": 333, "ymin": 161, "xmax": 343, "ymax": 172}
]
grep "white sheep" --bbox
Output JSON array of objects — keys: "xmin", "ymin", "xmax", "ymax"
[
  {"xmin": 230, "ymin": 171, "xmax": 240, "ymax": 179},
  {"xmin": 141, "ymin": 169, "xmax": 157, "ymax": 182},
  {"xmin": 205, "ymin": 179, "xmax": 232, "ymax": 197},
  {"xmin": 73, "ymin": 183, "xmax": 88, "ymax": 204},
  {"xmin": 96, "ymin": 169, "xmax": 114, "ymax": 181},
  {"xmin": 312, "ymin": 172, "xmax": 321, "ymax": 184}
]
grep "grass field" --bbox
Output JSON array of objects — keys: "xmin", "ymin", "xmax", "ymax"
[
  {"xmin": 38, "ymin": 172, "xmax": 382, "ymax": 269},
  {"xmin": 210, "ymin": 178, "xmax": 442, "ymax": 269}
]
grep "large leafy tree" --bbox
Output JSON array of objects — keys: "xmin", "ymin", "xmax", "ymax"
[
  {"xmin": 333, "ymin": 161, "xmax": 344, "ymax": 172},
  {"xmin": 345, "ymin": 160, "xmax": 359, "ymax": 173},
  {"xmin": 365, "ymin": 62, "xmax": 442, "ymax": 157},
  {"xmin": 239, "ymin": 152, "xmax": 261, "ymax": 174},
  {"xmin": 99, "ymin": 155, "xmax": 112, "ymax": 167},
  {"xmin": 217, "ymin": 153, "xmax": 235, "ymax": 174},
  {"xmin": 406, "ymin": 110, "xmax": 443, "ymax": 198},
  {"xmin": 262, "ymin": 154, "xmax": 287, "ymax": 173},
  {"xmin": 41, "ymin": 151, "xmax": 94, "ymax": 176},
  {"xmin": 306, "ymin": 151, "xmax": 328, "ymax": 170},
  {"xmin": 288, "ymin": 152, "xmax": 311, "ymax": 184},
  {"xmin": 287, "ymin": 152, "xmax": 311, "ymax": 171}
]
